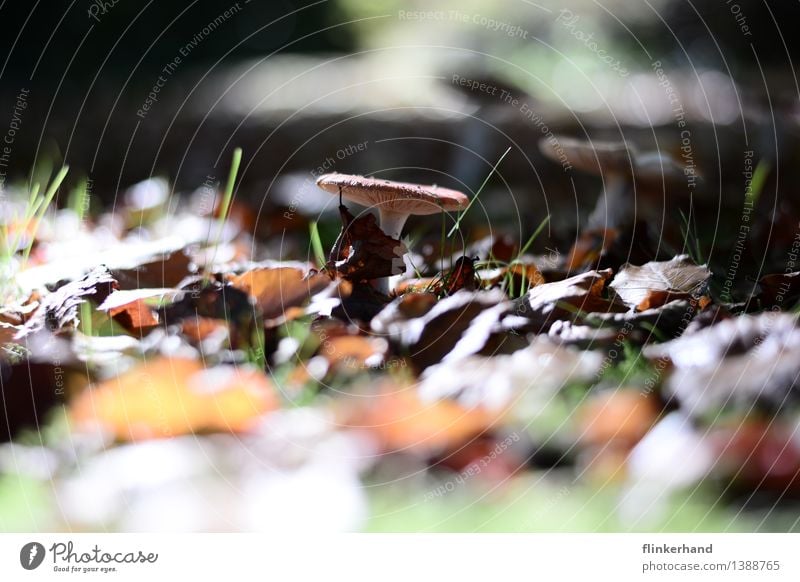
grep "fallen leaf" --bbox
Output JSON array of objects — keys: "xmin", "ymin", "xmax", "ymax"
[
  {"xmin": 395, "ymin": 278, "xmax": 437, "ymax": 294},
  {"xmin": 418, "ymin": 336, "xmax": 603, "ymax": 412},
  {"xmin": 161, "ymin": 280, "xmax": 254, "ymax": 348},
  {"xmin": 98, "ymin": 288, "xmax": 181, "ymax": 311},
  {"xmin": 587, "ymin": 298, "xmax": 702, "ymax": 340},
  {"xmin": 180, "ymin": 316, "xmax": 229, "ymax": 345},
  {"xmin": 16, "ymin": 266, "xmax": 117, "ymax": 338},
  {"xmin": 112, "ymin": 249, "xmax": 193, "ymax": 290},
  {"xmin": 429, "ymin": 433, "xmax": 523, "ymax": 480},
  {"xmin": 323, "ymin": 335, "xmax": 389, "ymax": 370},
  {"xmin": 609, "ymin": 255, "xmax": 710, "ymax": 310},
  {"xmin": 513, "ymin": 268, "xmax": 626, "ymax": 332},
  {"xmin": 327, "ymin": 205, "xmax": 406, "ymax": 283},
  {"xmin": 442, "ymin": 256, "xmax": 478, "ymax": 295},
  {"xmin": 565, "ymin": 222, "xmax": 660, "ymax": 271},
  {"xmin": 98, "ymin": 289, "xmax": 175, "ymax": 334},
  {"xmin": 645, "ymin": 313, "xmax": 800, "ymax": 417},
  {"xmin": 578, "ymin": 389, "xmax": 660, "ymax": 449},
  {"xmin": 635, "ymin": 289, "xmax": 700, "ymax": 311},
  {"xmin": 108, "ymin": 299, "xmax": 159, "ymax": 333},
  {"xmin": 330, "ymin": 282, "xmax": 390, "ymax": 326},
  {"xmin": 757, "ymin": 271, "xmax": 800, "ymax": 309},
  {"xmin": 341, "ymin": 387, "xmax": 494, "ymax": 454},
  {"xmin": 229, "ymin": 265, "xmax": 330, "ymax": 320},
  {"xmin": 412, "ymin": 256, "xmax": 481, "ymax": 297},
  {"xmin": 478, "ymin": 261, "xmax": 545, "ymax": 296},
  {"xmin": 566, "ymin": 228, "xmax": 619, "ymax": 270},
  {"xmin": 426, "ymin": 233, "xmax": 518, "ymax": 271},
  {"xmin": 71, "ymin": 357, "xmax": 278, "ymax": 440},
  {"xmin": 372, "ymin": 289, "xmax": 514, "ymax": 371}
]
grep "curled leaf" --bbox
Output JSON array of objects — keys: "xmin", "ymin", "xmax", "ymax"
[{"xmin": 327, "ymin": 205, "xmax": 406, "ymax": 282}]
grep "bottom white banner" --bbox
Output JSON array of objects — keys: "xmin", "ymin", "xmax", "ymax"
[{"xmin": 0, "ymin": 534, "xmax": 798, "ymax": 581}]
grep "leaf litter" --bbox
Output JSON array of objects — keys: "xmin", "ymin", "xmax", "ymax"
[{"xmin": 2, "ymin": 158, "xmax": 800, "ymax": 531}]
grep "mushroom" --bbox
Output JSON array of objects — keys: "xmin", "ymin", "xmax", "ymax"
[
  {"xmin": 315, "ymin": 173, "xmax": 469, "ymax": 293},
  {"xmin": 539, "ymin": 137, "xmax": 690, "ymax": 230},
  {"xmin": 315, "ymin": 173, "xmax": 469, "ymax": 239}
]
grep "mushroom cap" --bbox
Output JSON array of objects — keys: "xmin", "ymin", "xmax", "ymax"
[
  {"xmin": 315, "ymin": 173, "xmax": 469, "ymax": 216},
  {"xmin": 634, "ymin": 152, "xmax": 695, "ymax": 190},
  {"xmin": 540, "ymin": 137, "xmax": 633, "ymax": 176},
  {"xmin": 540, "ymin": 137, "xmax": 695, "ymax": 189}
]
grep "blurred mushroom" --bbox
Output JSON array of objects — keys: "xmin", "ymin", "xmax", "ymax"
[
  {"xmin": 315, "ymin": 173, "xmax": 469, "ymax": 240},
  {"xmin": 540, "ymin": 137, "xmax": 689, "ymax": 229}
]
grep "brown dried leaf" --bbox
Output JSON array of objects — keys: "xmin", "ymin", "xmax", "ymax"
[
  {"xmin": 757, "ymin": 271, "xmax": 800, "ymax": 309},
  {"xmin": 566, "ymin": 228, "xmax": 619, "ymax": 270},
  {"xmin": 16, "ymin": 266, "xmax": 117, "ymax": 338},
  {"xmin": 645, "ymin": 313, "xmax": 800, "ymax": 417},
  {"xmin": 108, "ymin": 299, "xmax": 159, "ymax": 333},
  {"xmin": 229, "ymin": 266, "xmax": 330, "ymax": 320},
  {"xmin": 327, "ymin": 205, "xmax": 406, "ymax": 282},
  {"xmin": 442, "ymin": 256, "xmax": 478, "ymax": 295},
  {"xmin": 113, "ymin": 249, "xmax": 192, "ymax": 290},
  {"xmin": 514, "ymin": 268, "xmax": 625, "ymax": 332},
  {"xmin": 161, "ymin": 281, "xmax": 254, "ymax": 348},
  {"xmin": 609, "ymin": 255, "xmax": 710, "ymax": 310},
  {"xmin": 372, "ymin": 289, "xmax": 514, "ymax": 371}
]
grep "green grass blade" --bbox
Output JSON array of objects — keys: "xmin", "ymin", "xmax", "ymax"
[
  {"xmin": 22, "ymin": 166, "xmax": 68, "ymax": 266},
  {"xmin": 205, "ymin": 148, "xmax": 242, "ymax": 279},
  {"xmin": 448, "ymin": 147, "xmax": 512, "ymax": 237},
  {"xmin": 749, "ymin": 158, "xmax": 770, "ymax": 207},
  {"xmin": 516, "ymin": 215, "xmax": 551, "ymax": 260},
  {"xmin": 309, "ymin": 221, "xmax": 325, "ymax": 267}
]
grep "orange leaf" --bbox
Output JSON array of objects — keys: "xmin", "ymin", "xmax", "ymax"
[
  {"xmin": 229, "ymin": 266, "xmax": 329, "ymax": 320},
  {"xmin": 578, "ymin": 390, "xmax": 659, "ymax": 449},
  {"xmin": 72, "ymin": 357, "xmax": 278, "ymax": 441},
  {"xmin": 343, "ymin": 389, "xmax": 494, "ymax": 453},
  {"xmin": 109, "ymin": 299, "xmax": 159, "ymax": 332}
]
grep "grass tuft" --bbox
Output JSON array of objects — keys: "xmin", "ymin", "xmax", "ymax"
[{"xmin": 204, "ymin": 147, "xmax": 242, "ymax": 281}]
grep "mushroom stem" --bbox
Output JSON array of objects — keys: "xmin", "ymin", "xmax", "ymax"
[
  {"xmin": 374, "ymin": 208, "xmax": 410, "ymax": 295},
  {"xmin": 587, "ymin": 175, "xmax": 633, "ymax": 230},
  {"xmin": 378, "ymin": 208, "xmax": 409, "ymax": 240}
]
